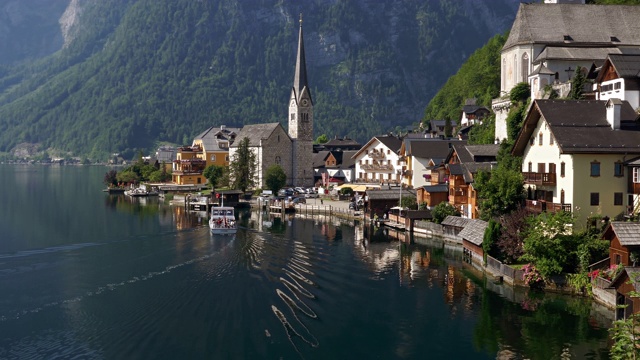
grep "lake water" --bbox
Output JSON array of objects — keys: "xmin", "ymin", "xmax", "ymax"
[{"xmin": 0, "ymin": 165, "xmax": 613, "ymax": 359}]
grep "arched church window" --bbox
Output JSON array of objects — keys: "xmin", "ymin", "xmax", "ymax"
[
  {"xmin": 521, "ymin": 53, "xmax": 529, "ymax": 82},
  {"xmin": 275, "ymin": 156, "xmax": 281, "ymax": 165}
]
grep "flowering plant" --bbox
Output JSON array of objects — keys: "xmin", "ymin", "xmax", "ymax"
[
  {"xmin": 588, "ymin": 269, "xmax": 600, "ymax": 281},
  {"xmin": 601, "ymin": 264, "xmax": 623, "ymax": 281},
  {"xmin": 522, "ymin": 263, "xmax": 544, "ymax": 287}
]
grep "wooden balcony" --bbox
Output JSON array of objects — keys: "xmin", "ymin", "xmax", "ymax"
[
  {"xmin": 525, "ymin": 199, "xmax": 571, "ymax": 213},
  {"xmin": 523, "ymin": 172, "xmax": 556, "ymax": 185}
]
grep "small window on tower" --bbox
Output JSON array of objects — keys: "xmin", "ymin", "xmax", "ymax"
[{"xmin": 291, "ymin": 113, "xmax": 296, "ymax": 120}]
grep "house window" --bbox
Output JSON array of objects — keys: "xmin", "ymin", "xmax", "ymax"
[
  {"xmin": 560, "ymin": 189, "xmax": 565, "ymax": 204},
  {"xmin": 530, "ymin": 136, "xmax": 535, "ymax": 146},
  {"xmin": 614, "ymin": 162, "xmax": 624, "ymax": 177},
  {"xmin": 211, "ymin": 154, "xmax": 216, "ymax": 161},
  {"xmin": 634, "ymin": 168, "xmax": 640, "ymax": 183},
  {"xmin": 550, "ymin": 135, "xmax": 554, "ymax": 145},
  {"xmin": 225, "ymin": 155, "xmax": 229, "ymax": 162},
  {"xmin": 387, "ymin": 150, "xmax": 390, "ymax": 155},
  {"xmin": 615, "ymin": 254, "xmax": 621, "ymax": 264},
  {"xmin": 549, "ymin": 163, "xmax": 556, "ymax": 174},
  {"xmin": 561, "ymin": 162, "xmax": 565, "ymax": 177},
  {"xmin": 590, "ymin": 161, "xmax": 600, "ymax": 177},
  {"xmin": 614, "ymin": 192, "xmax": 623, "ymax": 206},
  {"xmin": 590, "ymin": 192, "xmax": 599, "ymax": 206},
  {"xmin": 528, "ymin": 162, "xmax": 532, "ymax": 172},
  {"xmin": 538, "ymin": 133, "xmax": 543, "ymax": 145}
]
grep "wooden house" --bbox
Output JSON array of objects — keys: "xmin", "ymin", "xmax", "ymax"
[
  {"xmin": 604, "ymin": 222, "xmax": 640, "ymax": 267},
  {"xmin": 609, "ymin": 267, "xmax": 640, "ymax": 320},
  {"xmin": 460, "ymin": 219, "xmax": 488, "ymax": 265}
]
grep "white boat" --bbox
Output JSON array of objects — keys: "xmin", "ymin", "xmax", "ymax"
[
  {"xmin": 209, "ymin": 206, "xmax": 237, "ymax": 234},
  {"xmin": 124, "ymin": 185, "xmax": 159, "ymax": 197}
]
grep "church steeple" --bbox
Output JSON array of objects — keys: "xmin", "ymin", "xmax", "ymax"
[{"xmin": 292, "ymin": 13, "xmax": 312, "ymax": 104}]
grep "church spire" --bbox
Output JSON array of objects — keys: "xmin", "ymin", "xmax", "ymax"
[{"xmin": 293, "ymin": 13, "xmax": 312, "ymax": 104}]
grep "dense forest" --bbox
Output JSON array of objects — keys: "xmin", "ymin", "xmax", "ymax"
[{"xmin": 0, "ymin": 0, "xmax": 520, "ymax": 160}]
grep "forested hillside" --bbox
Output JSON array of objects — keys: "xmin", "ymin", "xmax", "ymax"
[{"xmin": 0, "ymin": 0, "xmax": 519, "ymax": 160}]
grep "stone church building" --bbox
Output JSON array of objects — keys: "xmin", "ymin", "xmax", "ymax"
[{"xmin": 230, "ymin": 15, "xmax": 314, "ymax": 188}]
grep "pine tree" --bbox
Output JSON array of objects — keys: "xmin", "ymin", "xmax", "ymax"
[{"xmin": 229, "ymin": 137, "xmax": 257, "ymax": 192}]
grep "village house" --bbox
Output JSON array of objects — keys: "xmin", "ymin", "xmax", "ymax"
[
  {"xmin": 604, "ymin": 222, "xmax": 640, "ymax": 267},
  {"xmin": 313, "ymin": 149, "xmax": 357, "ymax": 186},
  {"xmin": 608, "ymin": 267, "xmax": 640, "ymax": 320},
  {"xmin": 460, "ymin": 99, "xmax": 490, "ymax": 127},
  {"xmin": 172, "ymin": 125, "xmax": 239, "ymax": 185},
  {"xmin": 594, "ymin": 53, "xmax": 640, "ymax": 111},
  {"xmin": 352, "ymin": 134, "xmax": 403, "ymax": 185},
  {"xmin": 398, "ymin": 137, "xmax": 466, "ymax": 189},
  {"xmin": 511, "ymin": 99, "xmax": 640, "ymax": 227},
  {"xmin": 460, "ymin": 219, "xmax": 489, "ymax": 266},
  {"xmin": 493, "ymin": 1, "xmax": 640, "ymax": 140}
]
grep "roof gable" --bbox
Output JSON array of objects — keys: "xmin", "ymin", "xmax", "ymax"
[
  {"xmin": 513, "ymin": 99, "xmax": 640, "ymax": 156},
  {"xmin": 231, "ymin": 123, "xmax": 289, "ymax": 148}
]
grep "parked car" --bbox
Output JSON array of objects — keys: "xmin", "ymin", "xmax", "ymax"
[
  {"xmin": 305, "ymin": 192, "xmax": 319, "ymax": 198},
  {"xmin": 292, "ymin": 197, "xmax": 306, "ymax": 204}
]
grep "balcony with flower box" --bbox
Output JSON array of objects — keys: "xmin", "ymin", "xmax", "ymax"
[{"xmin": 173, "ymin": 159, "xmax": 207, "ymax": 175}]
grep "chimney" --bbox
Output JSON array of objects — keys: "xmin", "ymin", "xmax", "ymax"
[{"xmin": 606, "ymin": 99, "xmax": 622, "ymax": 130}]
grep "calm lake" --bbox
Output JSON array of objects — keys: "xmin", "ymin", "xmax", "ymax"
[{"xmin": 0, "ymin": 165, "xmax": 613, "ymax": 359}]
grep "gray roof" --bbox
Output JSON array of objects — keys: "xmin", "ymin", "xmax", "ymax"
[
  {"xmin": 610, "ymin": 267, "xmax": 640, "ymax": 291},
  {"xmin": 465, "ymin": 145, "xmax": 500, "ymax": 159},
  {"xmin": 448, "ymin": 163, "xmax": 464, "ymax": 176},
  {"xmin": 459, "ymin": 219, "xmax": 488, "ymax": 246},
  {"xmin": 610, "ymin": 222, "xmax": 640, "ymax": 246},
  {"xmin": 231, "ymin": 123, "xmax": 287, "ymax": 148},
  {"xmin": 421, "ymin": 184, "xmax": 448, "ymax": 193},
  {"xmin": 340, "ymin": 150, "xmax": 357, "ymax": 169},
  {"xmin": 534, "ymin": 47, "xmax": 621, "ymax": 64},
  {"xmin": 323, "ymin": 137, "xmax": 361, "ymax": 148},
  {"xmin": 606, "ymin": 54, "xmax": 640, "ymax": 78},
  {"xmin": 194, "ymin": 126, "xmax": 241, "ymax": 151},
  {"xmin": 462, "ymin": 105, "xmax": 490, "ymax": 114},
  {"xmin": 531, "ymin": 64, "xmax": 557, "ymax": 76},
  {"xmin": 405, "ymin": 139, "xmax": 466, "ymax": 159},
  {"xmin": 366, "ymin": 188, "xmax": 416, "ymax": 200},
  {"xmin": 504, "ymin": 4, "xmax": 640, "ymax": 51},
  {"xmin": 376, "ymin": 135, "xmax": 403, "ymax": 152},
  {"xmin": 313, "ymin": 151, "xmax": 330, "ymax": 168},
  {"xmin": 513, "ymin": 100, "xmax": 640, "ymax": 155},
  {"xmin": 441, "ymin": 216, "xmax": 472, "ymax": 228}
]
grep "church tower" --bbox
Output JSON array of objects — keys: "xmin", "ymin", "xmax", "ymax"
[{"xmin": 289, "ymin": 14, "xmax": 314, "ymax": 187}]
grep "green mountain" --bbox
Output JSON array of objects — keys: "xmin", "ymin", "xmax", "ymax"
[{"xmin": 0, "ymin": 0, "xmax": 520, "ymax": 160}]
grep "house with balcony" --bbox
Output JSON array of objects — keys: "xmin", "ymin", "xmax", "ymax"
[
  {"xmin": 460, "ymin": 99, "xmax": 491, "ymax": 127},
  {"xmin": 172, "ymin": 125, "xmax": 239, "ymax": 185},
  {"xmin": 444, "ymin": 144, "xmax": 499, "ymax": 219},
  {"xmin": 594, "ymin": 54, "xmax": 640, "ymax": 111},
  {"xmin": 512, "ymin": 99, "xmax": 640, "ymax": 228},
  {"xmin": 399, "ymin": 137, "xmax": 466, "ymax": 189},
  {"xmin": 352, "ymin": 134, "xmax": 403, "ymax": 185}
]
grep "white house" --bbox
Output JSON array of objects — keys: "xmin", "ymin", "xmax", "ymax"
[{"xmin": 352, "ymin": 135, "xmax": 403, "ymax": 185}]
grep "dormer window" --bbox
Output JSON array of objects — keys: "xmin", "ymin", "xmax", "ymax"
[
  {"xmin": 611, "ymin": 36, "xmax": 620, "ymax": 42},
  {"xmin": 563, "ymin": 35, "xmax": 573, "ymax": 42}
]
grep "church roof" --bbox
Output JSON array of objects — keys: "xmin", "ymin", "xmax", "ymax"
[
  {"xmin": 504, "ymin": 4, "xmax": 640, "ymax": 51},
  {"xmin": 533, "ymin": 47, "xmax": 621, "ymax": 64},
  {"xmin": 530, "ymin": 64, "xmax": 556, "ymax": 76},
  {"xmin": 292, "ymin": 15, "xmax": 312, "ymax": 105},
  {"xmin": 230, "ymin": 123, "xmax": 288, "ymax": 148}
]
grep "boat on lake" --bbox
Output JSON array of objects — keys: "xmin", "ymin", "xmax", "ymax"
[
  {"xmin": 209, "ymin": 206, "xmax": 237, "ymax": 234},
  {"xmin": 124, "ymin": 185, "xmax": 159, "ymax": 197}
]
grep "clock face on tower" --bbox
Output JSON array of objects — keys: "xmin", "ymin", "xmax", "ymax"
[{"xmin": 301, "ymin": 99, "xmax": 309, "ymax": 107}]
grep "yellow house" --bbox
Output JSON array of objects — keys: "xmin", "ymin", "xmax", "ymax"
[
  {"xmin": 172, "ymin": 125, "xmax": 240, "ymax": 185},
  {"xmin": 512, "ymin": 99, "xmax": 640, "ymax": 228}
]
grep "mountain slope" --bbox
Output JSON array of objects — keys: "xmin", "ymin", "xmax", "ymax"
[{"xmin": 0, "ymin": 0, "xmax": 519, "ymax": 160}]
